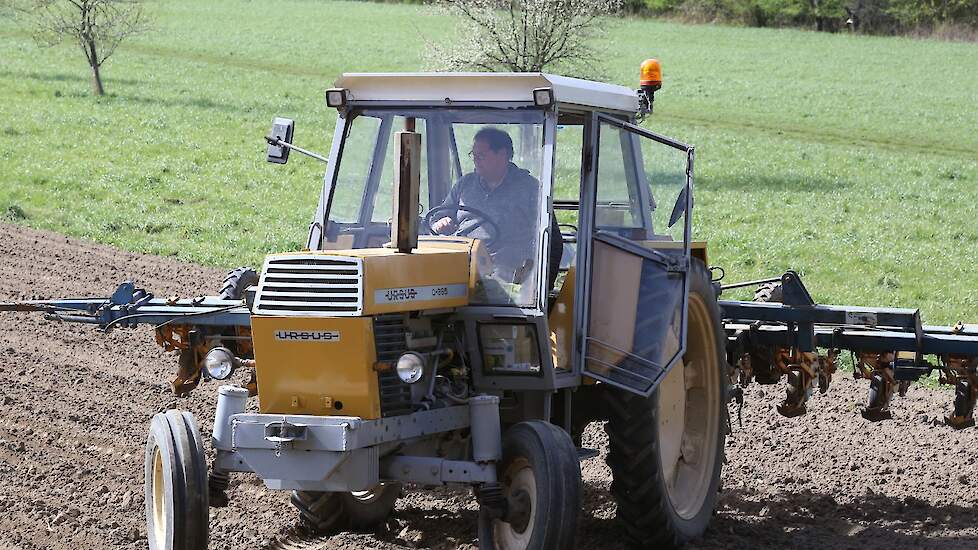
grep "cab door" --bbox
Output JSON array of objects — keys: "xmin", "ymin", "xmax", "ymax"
[{"xmin": 575, "ymin": 114, "xmax": 695, "ymax": 397}]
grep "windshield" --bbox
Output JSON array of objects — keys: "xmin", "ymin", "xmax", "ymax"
[{"xmin": 322, "ymin": 108, "xmax": 547, "ymax": 308}]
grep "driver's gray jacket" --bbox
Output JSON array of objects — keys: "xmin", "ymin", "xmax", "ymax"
[{"xmin": 440, "ymin": 162, "xmax": 539, "ymax": 280}]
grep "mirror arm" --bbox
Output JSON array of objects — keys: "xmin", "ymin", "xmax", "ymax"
[{"xmin": 264, "ymin": 136, "xmax": 328, "ymax": 164}]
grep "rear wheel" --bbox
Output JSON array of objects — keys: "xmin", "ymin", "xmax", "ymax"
[
  {"xmin": 604, "ymin": 260, "xmax": 726, "ymax": 548},
  {"xmin": 292, "ymin": 483, "xmax": 400, "ymax": 534},
  {"xmin": 145, "ymin": 410, "xmax": 209, "ymax": 550},
  {"xmin": 492, "ymin": 421, "xmax": 580, "ymax": 550},
  {"xmin": 219, "ymin": 267, "xmax": 258, "ymax": 300}
]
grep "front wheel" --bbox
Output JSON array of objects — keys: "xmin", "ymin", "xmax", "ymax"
[
  {"xmin": 604, "ymin": 260, "xmax": 727, "ymax": 548},
  {"xmin": 492, "ymin": 420, "xmax": 581, "ymax": 550},
  {"xmin": 145, "ymin": 410, "xmax": 209, "ymax": 550}
]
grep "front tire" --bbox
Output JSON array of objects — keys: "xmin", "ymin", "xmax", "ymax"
[
  {"xmin": 604, "ymin": 260, "xmax": 727, "ymax": 548},
  {"xmin": 493, "ymin": 421, "xmax": 581, "ymax": 550},
  {"xmin": 291, "ymin": 484, "xmax": 400, "ymax": 534},
  {"xmin": 145, "ymin": 410, "xmax": 209, "ymax": 550}
]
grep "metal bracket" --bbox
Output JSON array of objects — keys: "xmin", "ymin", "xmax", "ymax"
[
  {"xmin": 780, "ymin": 271, "xmax": 814, "ymax": 307},
  {"xmin": 264, "ymin": 420, "xmax": 307, "ymax": 443},
  {"xmin": 381, "ymin": 456, "xmax": 496, "ymax": 485}
]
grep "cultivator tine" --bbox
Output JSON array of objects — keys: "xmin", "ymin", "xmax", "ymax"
[
  {"xmin": 736, "ymin": 353, "xmax": 752, "ymax": 387},
  {"xmin": 775, "ymin": 349, "xmax": 819, "ymax": 418},
  {"xmin": 940, "ymin": 355, "xmax": 978, "ymax": 429},
  {"xmin": 730, "ymin": 340, "xmax": 842, "ymax": 418},
  {"xmin": 817, "ymin": 349, "xmax": 839, "ymax": 394},
  {"xmin": 854, "ymin": 352, "xmax": 896, "ymax": 421}
]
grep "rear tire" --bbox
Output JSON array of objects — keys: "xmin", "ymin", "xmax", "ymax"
[
  {"xmin": 492, "ymin": 421, "xmax": 581, "ymax": 550},
  {"xmin": 604, "ymin": 260, "xmax": 726, "ymax": 548},
  {"xmin": 291, "ymin": 484, "xmax": 400, "ymax": 534},
  {"xmin": 145, "ymin": 410, "xmax": 209, "ymax": 550},
  {"xmin": 219, "ymin": 267, "xmax": 258, "ymax": 300}
]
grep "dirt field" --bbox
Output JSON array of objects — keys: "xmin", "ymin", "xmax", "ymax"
[{"xmin": 0, "ymin": 222, "xmax": 976, "ymax": 550}]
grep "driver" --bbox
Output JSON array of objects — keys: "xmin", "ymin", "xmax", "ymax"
[{"xmin": 431, "ymin": 127, "xmax": 541, "ymax": 282}]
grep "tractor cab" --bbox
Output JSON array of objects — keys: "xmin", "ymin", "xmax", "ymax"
[{"xmin": 275, "ymin": 72, "xmax": 697, "ymax": 401}]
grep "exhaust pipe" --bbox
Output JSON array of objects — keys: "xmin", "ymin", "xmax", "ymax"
[{"xmin": 391, "ymin": 117, "xmax": 421, "ymax": 253}]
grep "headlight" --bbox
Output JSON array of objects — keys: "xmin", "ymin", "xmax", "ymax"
[
  {"xmin": 395, "ymin": 352, "xmax": 425, "ymax": 384},
  {"xmin": 204, "ymin": 347, "xmax": 236, "ymax": 380}
]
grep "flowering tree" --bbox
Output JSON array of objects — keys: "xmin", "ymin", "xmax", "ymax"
[{"xmin": 428, "ymin": 0, "xmax": 623, "ymax": 75}]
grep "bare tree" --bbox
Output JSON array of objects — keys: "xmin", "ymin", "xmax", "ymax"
[
  {"xmin": 8, "ymin": 0, "xmax": 150, "ymax": 95},
  {"xmin": 427, "ymin": 0, "xmax": 623, "ymax": 76}
]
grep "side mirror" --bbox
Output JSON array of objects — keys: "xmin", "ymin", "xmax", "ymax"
[
  {"xmin": 266, "ymin": 117, "xmax": 295, "ymax": 164},
  {"xmin": 667, "ymin": 185, "xmax": 689, "ymax": 228}
]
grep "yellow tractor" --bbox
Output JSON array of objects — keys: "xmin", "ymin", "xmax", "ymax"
[
  {"xmin": 5, "ymin": 64, "xmax": 729, "ymax": 550},
  {"xmin": 224, "ymin": 65, "xmax": 726, "ymax": 549}
]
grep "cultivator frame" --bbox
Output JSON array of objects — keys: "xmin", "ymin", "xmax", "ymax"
[{"xmin": 721, "ymin": 271, "xmax": 978, "ymax": 427}]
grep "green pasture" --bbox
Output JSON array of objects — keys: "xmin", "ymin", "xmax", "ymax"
[{"xmin": 0, "ymin": 0, "xmax": 976, "ymax": 324}]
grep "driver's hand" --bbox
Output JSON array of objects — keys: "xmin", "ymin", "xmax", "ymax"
[{"xmin": 432, "ymin": 216, "xmax": 457, "ymax": 234}]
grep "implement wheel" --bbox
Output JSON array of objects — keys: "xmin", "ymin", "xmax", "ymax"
[
  {"xmin": 145, "ymin": 410, "xmax": 209, "ymax": 550},
  {"xmin": 492, "ymin": 420, "xmax": 580, "ymax": 550},
  {"xmin": 292, "ymin": 483, "xmax": 400, "ymax": 534},
  {"xmin": 604, "ymin": 260, "xmax": 727, "ymax": 548}
]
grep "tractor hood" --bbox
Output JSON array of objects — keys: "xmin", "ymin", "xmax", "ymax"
[{"xmin": 252, "ymin": 238, "xmax": 477, "ymax": 317}]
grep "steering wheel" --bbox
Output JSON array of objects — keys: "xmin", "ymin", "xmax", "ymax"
[{"xmin": 423, "ymin": 204, "xmax": 501, "ymax": 248}]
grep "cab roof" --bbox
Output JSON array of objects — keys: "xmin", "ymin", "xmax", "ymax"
[{"xmin": 334, "ymin": 72, "xmax": 639, "ymax": 115}]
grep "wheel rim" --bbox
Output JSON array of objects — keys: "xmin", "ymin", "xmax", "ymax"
[
  {"xmin": 350, "ymin": 484, "xmax": 386, "ymax": 504},
  {"xmin": 152, "ymin": 447, "xmax": 167, "ymax": 543},
  {"xmin": 493, "ymin": 458, "xmax": 536, "ymax": 550},
  {"xmin": 657, "ymin": 292, "xmax": 721, "ymax": 520}
]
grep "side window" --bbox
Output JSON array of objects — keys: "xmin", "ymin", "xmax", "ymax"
[
  {"xmin": 594, "ymin": 123, "xmax": 646, "ymax": 234},
  {"xmin": 553, "ymin": 124, "xmax": 583, "ymax": 229},
  {"xmin": 637, "ymin": 129, "xmax": 688, "ymax": 242},
  {"xmin": 330, "ymin": 115, "xmax": 382, "ymax": 223},
  {"xmin": 593, "ymin": 121, "xmax": 689, "ymax": 242}
]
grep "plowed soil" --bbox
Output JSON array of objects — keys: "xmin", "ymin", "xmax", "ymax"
[{"xmin": 0, "ymin": 222, "xmax": 976, "ymax": 550}]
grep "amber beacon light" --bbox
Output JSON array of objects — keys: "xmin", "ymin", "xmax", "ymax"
[
  {"xmin": 640, "ymin": 58, "xmax": 662, "ymax": 91},
  {"xmin": 638, "ymin": 58, "xmax": 662, "ymax": 115}
]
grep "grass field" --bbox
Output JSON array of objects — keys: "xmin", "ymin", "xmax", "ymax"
[{"xmin": 1, "ymin": 0, "xmax": 976, "ymax": 324}]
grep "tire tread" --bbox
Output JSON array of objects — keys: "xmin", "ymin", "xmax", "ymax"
[{"xmin": 603, "ymin": 260, "xmax": 726, "ymax": 549}]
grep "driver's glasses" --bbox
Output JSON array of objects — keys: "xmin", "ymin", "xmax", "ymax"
[{"xmin": 468, "ymin": 150, "xmax": 488, "ymax": 162}]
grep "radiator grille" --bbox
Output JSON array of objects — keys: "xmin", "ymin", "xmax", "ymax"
[
  {"xmin": 253, "ymin": 254, "xmax": 363, "ymax": 316},
  {"xmin": 374, "ymin": 315, "xmax": 413, "ymax": 417}
]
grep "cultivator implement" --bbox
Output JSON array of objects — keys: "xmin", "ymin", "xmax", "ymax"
[
  {"xmin": 0, "ymin": 281, "xmax": 252, "ymax": 394},
  {"xmin": 721, "ymin": 271, "xmax": 978, "ymax": 427},
  {"xmin": 0, "ymin": 281, "xmax": 250, "ymax": 329}
]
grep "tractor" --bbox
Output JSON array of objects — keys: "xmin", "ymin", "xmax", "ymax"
[
  {"xmin": 5, "ymin": 62, "xmax": 978, "ymax": 550},
  {"xmin": 236, "ymin": 65, "xmax": 724, "ymax": 549}
]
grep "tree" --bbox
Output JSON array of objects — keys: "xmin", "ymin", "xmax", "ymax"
[
  {"xmin": 8, "ymin": 0, "xmax": 150, "ymax": 96},
  {"xmin": 427, "ymin": 0, "xmax": 623, "ymax": 76}
]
